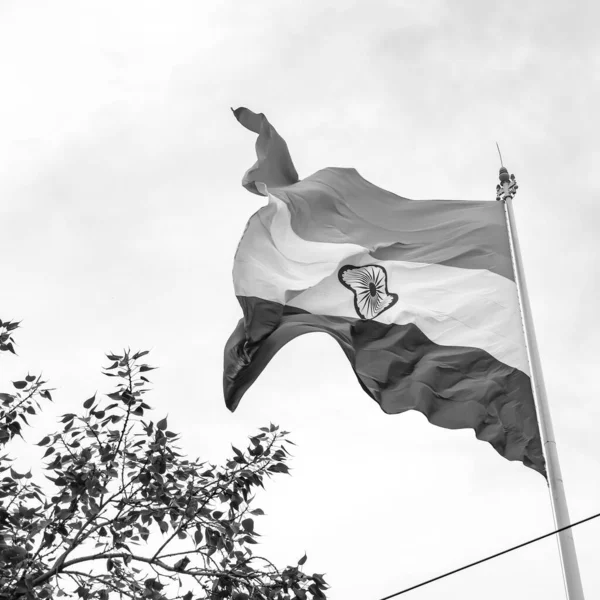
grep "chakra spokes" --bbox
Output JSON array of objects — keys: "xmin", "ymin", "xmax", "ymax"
[{"xmin": 338, "ymin": 265, "xmax": 398, "ymax": 320}]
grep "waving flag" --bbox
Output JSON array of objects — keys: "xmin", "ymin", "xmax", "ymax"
[{"xmin": 224, "ymin": 107, "xmax": 545, "ymax": 475}]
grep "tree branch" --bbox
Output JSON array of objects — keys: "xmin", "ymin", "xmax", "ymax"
[{"xmin": 32, "ymin": 551, "xmax": 255, "ymax": 588}]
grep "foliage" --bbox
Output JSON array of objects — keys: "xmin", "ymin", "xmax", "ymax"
[{"xmin": 0, "ymin": 320, "xmax": 328, "ymax": 600}]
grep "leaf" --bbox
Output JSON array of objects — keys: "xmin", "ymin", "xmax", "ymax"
[
  {"xmin": 83, "ymin": 395, "xmax": 96, "ymax": 409},
  {"xmin": 37, "ymin": 436, "xmax": 51, "ymax": 446},
  {"xmin": 25, "ymin": 374, "xmax": 36, "ymax": 382},
  {"xmin": 194, "ymin": 529, "xmax": 203, "ymax": 545},
  {"xmin": 298, "ymin": 553, "xmax": 307, "ymax": 566},
  {"xmin": 174, "ymin": 556, "xmax": 190, "ymax": 570},
  {"xmin": 139, "ymin": 365, "xmax": 156, "ymax": 373},
  {"xmin": 133, "ymin": 350, "xmax": 150, "ymax": 360},
  {"xmin": 241, "ymin": 518, "xmax": 254, "ymax": 533},
  {"xmin": 250, "ymin": 508, "xmax": 265, "ymax": 516},
  {"xmin": 12, "ymin": 381, "xmax": 27, "ymax": 389},
  {"xmin": 157, "ymin": 417, "xmax": 167, "ymax": 431},
  {"xmin": 268, "ymin": 463, "xmax": 289, "ymax": 474}
]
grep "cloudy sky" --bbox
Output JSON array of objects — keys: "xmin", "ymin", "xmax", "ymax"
[{"xmin": 1, "ymin": 1, "xmax": 599, "ymax": 598}]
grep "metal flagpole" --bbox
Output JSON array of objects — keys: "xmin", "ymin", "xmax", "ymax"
[{"xmin": 497, "ymin": 166, "xmax": 585, "ymax": 600}]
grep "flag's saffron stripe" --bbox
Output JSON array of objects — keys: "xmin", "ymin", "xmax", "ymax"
[
  {"xmin": 279, "ymin": 168, "xmax": 515, "ymax": 281},
  {"xmin": 234, "ymin": 192, "xmax": 528, "ymax": 374},
  {"xmin": 223, "ymin": 297, "xmax": 545, "ymax": 476},
  {"xmin": 233, "ymin": 108, "xmax": 513, "ymax": 281}
]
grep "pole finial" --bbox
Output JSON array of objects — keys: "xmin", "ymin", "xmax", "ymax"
[
  {"xmin": 494, "ymin": 143, "xmax": 518, "ymax": 201},
  {"xmin": 495, "ymin": 142, "xmax": 504, "ymax": 168},
  {"xmin": 496, "ymin": 142, "xmax": 510, "ymax": 183}
]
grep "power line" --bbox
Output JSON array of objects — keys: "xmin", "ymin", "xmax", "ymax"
[{"xmin": 377, "ymin": 511, "xmax": 600, "ymax": 599}]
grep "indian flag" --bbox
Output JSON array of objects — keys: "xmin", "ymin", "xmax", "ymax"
[{"xmin": 224, "ymin": 107, "xmax": 545, "ymax": 476}]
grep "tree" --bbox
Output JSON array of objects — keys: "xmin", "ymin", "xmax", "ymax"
[{"xmin": 0, "ymin": 319, "xmax": 328, "ymax": 600}]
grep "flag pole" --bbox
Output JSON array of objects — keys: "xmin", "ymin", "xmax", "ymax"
[{"xmin": 497, "ymin": 167, "xmax": 585, "ymax": 600}]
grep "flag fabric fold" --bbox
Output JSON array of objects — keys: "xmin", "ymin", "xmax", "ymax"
[
  {"xmin": 232, "ymin": 107, "xmax": 299, "ymax": 195},
  {"xmin": 224, "ymin": 107, "xmax": 545, "ymax": 476}
]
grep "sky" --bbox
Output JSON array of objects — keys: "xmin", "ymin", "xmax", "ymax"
[{"xmin": 1, "ymin": 1, "xmax": 599, "ymax": 598}]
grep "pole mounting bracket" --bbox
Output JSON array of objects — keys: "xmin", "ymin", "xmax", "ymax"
[{"xmin": 496, "ymin": 168, "xmax": 518, "ymax": 201}]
